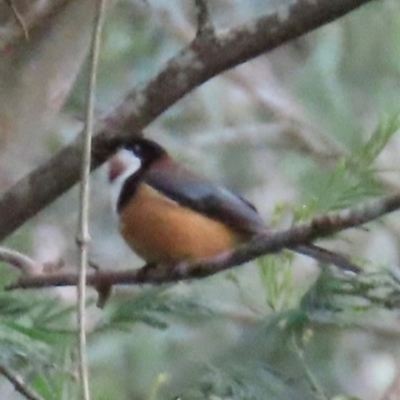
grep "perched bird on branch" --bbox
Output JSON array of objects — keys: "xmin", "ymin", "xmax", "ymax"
[{"xmin": 109, "ymin": 138, "xmax": 359, "ymax": 273}]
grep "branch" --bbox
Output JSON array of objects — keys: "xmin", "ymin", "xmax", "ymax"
[
  {"xmin": 194, "ymin": 0, "xmax": 214, "ymax": 38},
  {"xmin": 0, "ymin": 0, "xmax": 375, "ymax": 242},
  {"xmin": 7, "ymin": 190, "xmax": 400, "ymax": 290},
  {"xmin": 0, "ymin": 246, "xmax": 42, "ymax": 275},
  {"xmin": 0, "ymin": 364, "xmax": 44, "ymax": 400}
]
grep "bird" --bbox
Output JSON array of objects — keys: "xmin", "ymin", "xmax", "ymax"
[{"xmin": 108, "ymin": 138, "xmax": 360, "ymax": 273}]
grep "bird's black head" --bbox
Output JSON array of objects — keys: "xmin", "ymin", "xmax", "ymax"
[{"xmin": 124, "ymin": 138, "xmax": 167, "ymax": 167}]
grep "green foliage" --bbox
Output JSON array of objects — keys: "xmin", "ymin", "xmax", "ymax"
[
  {"xmin": 176, "ymin": 361, "xmax": 314, "ymax": 400},
  {"xmin": 102, "ymin": 286, "xmax": 216, "ymax": 331},
  {"xmin": 0, "ymin": 292, "xmax": 77, "ymax": 399},
  {"xmin": 296, "ymin": 111, "xmax": 400, "ymax": 215},
  {"xmin": 253, "ymin": 111, "xmax": 400, "ymax": 397},
  {"xmin": 354, "ymin": 112, "xmax": 400, "ymax": 168},
  {"xmin": 258, "ymin": 253, "xmax": 296, "ymax": 311},
  {"xmin": 301, "ymin": 269, "xmax": 400, "ymax": 313}
]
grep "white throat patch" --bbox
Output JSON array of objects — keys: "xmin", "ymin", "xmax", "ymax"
[{"xmin": 109, "ymin": 149, "xmax": 141, "ymax": 213}]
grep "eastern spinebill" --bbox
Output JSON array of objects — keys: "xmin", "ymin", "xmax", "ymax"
[{"xmin": 109, "ymin": 138, "xmax": 359, "ymax": 273}]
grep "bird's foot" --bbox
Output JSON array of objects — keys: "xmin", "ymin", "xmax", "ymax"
[{"xmin": 89, "ymin": 260, "xmax": 113, "ymax": 309}]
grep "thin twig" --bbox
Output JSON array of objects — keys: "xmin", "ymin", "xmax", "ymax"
[
  {"xmin": 4, "ymin": 0, "xmax": 29, "ymax": 39},
  {"xmin": 76, "ymin": 0, "xmax": 107, "ymax": 399},
  {"xmin": 194, "ymin": 0, "xmax": 214, "ymax": 37},
  {"xmin": 1, "ymin": 0, "xmax": 71, "ymax": 51},
  {"xmin": 0, "ymin": 364, "xmax": 44, "ymax": 400},
  {"xmin": 0, "ymin": 247, "xmax": 41, "ymax": 275},
  {"xmin": 291, "ymin": 335, "xmax": 329, "ymax": 400},
  {"xmin": 7, "ymin": 189, "xmax": 400, "ymax": 290}
]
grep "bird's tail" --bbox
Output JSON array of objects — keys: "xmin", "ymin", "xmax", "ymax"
[{"xmin": 292, "ymin": 243, "xmax": 361, "ymax": 274}]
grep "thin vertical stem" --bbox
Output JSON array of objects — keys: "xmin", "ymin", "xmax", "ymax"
[{"xmin": 77, "ymin": 1, "xmax": 107, "ymax": 399}]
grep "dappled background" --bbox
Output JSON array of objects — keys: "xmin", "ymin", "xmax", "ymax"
[{"xmin": 1, "ymin": 0, "xmax": 400, "ymax": 399}]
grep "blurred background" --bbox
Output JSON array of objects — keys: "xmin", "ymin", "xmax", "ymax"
[{"xmin": 1, "ymin": 0, "xmax": 400, "ymax": 399}]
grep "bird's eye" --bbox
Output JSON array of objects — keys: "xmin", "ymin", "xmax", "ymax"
[{"xmin": 132, "ymin": 144, "xmax": 142, "ymax": 155}]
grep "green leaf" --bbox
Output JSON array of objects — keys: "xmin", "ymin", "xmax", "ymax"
[
  {"xmin": 104, "ymin": 286, "xmax": 215, "ymax": 329},
  {"xmin": 257, "ymin": 253, "xmax": 296, "ymax": 312},
  {"xmin": 354, "ymin": 111, "xmax": 400, "ymax": 168},
  {"xmin": 177, "ymin": 361, "xmax": 315, "ymax": 400}
]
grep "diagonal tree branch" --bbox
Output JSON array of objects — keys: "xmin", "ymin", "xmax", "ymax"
[
  {"xmin": 0, "ymin": 0, "xmax": 375, "ymax": 242},
  {"xmin": 0, "ymin": 363, "xmax": 44, "ymax": 400},
  {"xmin": 7, "ymin": 189, "xmax": 400, "ymax": 290}
]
